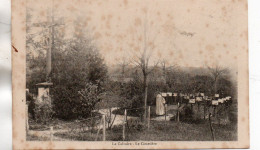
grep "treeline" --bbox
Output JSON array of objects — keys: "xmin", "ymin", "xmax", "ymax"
[{"xmin": 103, "ymin": 65, "xmax": 236, "ymax": 110}]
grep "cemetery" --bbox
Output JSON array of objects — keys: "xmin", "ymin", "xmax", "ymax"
[
  {"xmin": 26, "ymin": 82, "xmax": 236, "ymax": 141},
  {"xmin": 25, "ymin": 1, "xmax": 238, "ymax": 142}
]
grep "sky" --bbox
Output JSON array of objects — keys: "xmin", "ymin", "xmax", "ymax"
[{"xmin": 27, "ymin": 0, "xmax": 248, "ymax": 72}]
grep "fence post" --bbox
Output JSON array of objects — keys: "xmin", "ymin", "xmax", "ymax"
[
  {"xmin": 213, "ymin": 106, "xmax": 216, "ymax": 116},
  {"xmin": 90, "ymin": 112, "xmax": 93, "ymax": 134},
  {"xmin": 102, "ymin": 115, "xmax": 106, "ymax": 141},
  {"xmin": 165, "ymin": 104, "xmax": 167, "ymax": 121},
  {"xmin": 203, "ymin": 102, "xmax": 206, "ymax": 120},
  {"xmin": 226, "ymin": 105, "xmax": 230, "ymax": 123},
  {"xmin": 26, "ymin": 104, "xmax": 29, "ymax": 131},
  {"xmin": 209, "ymin": 113, "xmax": 215, "ymax": 141},
  {"xmin": 177, "ymin": 102, "xmax": 180, "ymax": 122},
  {"xmin": 50, "ymin": 126, "xmax": 53, "ymax": 141},
  {"xmin": 95, "ymin": 120, "xmax": 101, "ymax": 141},
  {"xmin": 123, "ymin": 109, "xmax": 127, "ymax": 141},
  {"xmin": 148, "ymin": 106, "xmax": 150, "ymax": 129}
]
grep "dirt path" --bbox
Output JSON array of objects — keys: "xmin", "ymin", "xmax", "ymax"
[
  {"xmin": 97, "ymin": 107, "xmax": 138, "ymax": 126},
  {"xmin": 151, "ymin": 104, "xmax": 185, "ymax": 121},
  {"xmin": 27, "ymin": 129, "xmax": 67, "ymax": 141}
]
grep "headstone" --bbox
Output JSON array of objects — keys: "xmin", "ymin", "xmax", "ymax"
[
  {"xmin": 212, "ymin": 100, "xmax": 218, "ymax": 105},
  {"xmin": 189, "ymin": 99, "xmax": 196, "ymax": 104},
  {"xmin": 161, "ymin": 93, "xmax": 167, "ymax": 97},
  {"xmin": 196, "ymin": 97, "xmax": 202, "ymax": 102},
  {"xmin": 218, "ymin": 98, "xmax": 224, "ymax": 103}
]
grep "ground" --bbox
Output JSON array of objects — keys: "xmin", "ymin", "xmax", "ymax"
[
  {"xmin": 50, "ymin": 119, "xmax": 237, "ymax": 141},
  {"xmin": 27, "ymin": 102, "xmax": 237, "ymax": 141}
]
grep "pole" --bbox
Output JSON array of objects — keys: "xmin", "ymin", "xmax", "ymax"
[
  {"xmin": 177, "ymin": 102, "xmax": 179, "ymax": 122},
  {"xmin": 144, "ymin": 77, "xmax": 148, "ymax": 120},
  {"xmin": 204, "ymin": 102, "xmax": 206, "ymax": 120},
  {"xmin": 26, "ymin": 104, "xmax": 29, "ymax": 131},
  {"xmin": 165, "ymin": 104, "xmax": 167, "ymax": 121},
  {"xmin": 102, "ymin": 115, "xmax": 106, "ymax": 141},
  {"xmin": 50, "ymin": 126, "xmax": 53, "ymax": 141},
  {"xmin": 123, "ymin": 109, "xmax": 127, "ymax": 140},
  {"xmin": 213, "ymin": 106, "xmax": 216, "ymax": 116},
  {"xmin": 209, "ymin": 113, "xmax": 215, "ymax": 141},
  {"xmin": 198, "ymin": 102, "xmax": 200, "ymax": 119},
  {"xmin": 95, "ymin": 122, "xmax": 101, "ymax": 141},
  {"xmin": 148, "ymin": 106, "xmax": 150, "ymax": 129},
  {"xmin": 90, "ymin": 111, "xmax": 93, "ymax": 134}
]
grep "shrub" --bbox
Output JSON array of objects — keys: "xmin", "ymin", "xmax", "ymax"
[
  {"xmin": 127, "ymin": 118, "xmax": 145, "ymax": 131},
  {"xmin": 34, "ymin": 98, "xmax": 53, "ymax": 124}
]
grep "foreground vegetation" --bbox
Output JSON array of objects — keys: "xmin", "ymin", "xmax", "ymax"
[
  {"xmin": 50, "ymin": 119, "xmax": 236, "ymax": 141},
  {"xmin": 27, "ymin": 101, "xmax": 237, "ymax": 141}
]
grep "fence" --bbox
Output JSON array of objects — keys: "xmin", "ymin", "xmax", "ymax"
[
  {"xmin": 27, "ymin": 115, "xmax": 105, "ymax": 141},
  {"xmin": 27, "ymin": 95, "xmax": 233, "ymax": 141},
  {"xmin": 121, "ymin": 106, "xmax": 150, "ymax": 141}
]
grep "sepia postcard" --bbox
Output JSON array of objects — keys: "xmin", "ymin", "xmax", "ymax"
[{"xmin": 12, "ymin": 0, "xmax": 249, "ymax": 149}]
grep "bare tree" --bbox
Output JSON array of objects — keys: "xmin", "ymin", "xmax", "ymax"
[
  {"xmin": 207, "ymin": 65, "xmax": 228, "ymax": 94},
  {"xmin": 118, "ymin": 56, "xmax": 130, "ymax": 77},
  {"xmin": 160, "ymin": 59, "xmax": 168, "ymax": 81},
  {"xmin": 160, "ymin": 59, "xmax": 179, "ymax": 83},
  {"xmin": 130, "ymin": 14, "xmax": 159, "ymax": 120}
]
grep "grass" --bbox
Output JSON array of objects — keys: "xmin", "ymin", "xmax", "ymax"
[
  {"xmin": 51, "ymin": 119, "xmax": 237, "ymax": 141},
  {"xmin": 29, "ymin": 111, "xmax": 102, "ymax": 130},
  {"xmin": 27, "ymin": 134, "xmax": 50, "ymax": 141},
  {"xmin": 111, "ymin": 105, "xmax": 176, "ymax": 118},
  {"xmin": 54, "ymin": 130, "xmax": 99, "ymax": 141},
  {"xmin": 121, "ymin": 119, "xmax": 236, "ymax": 141},
  {"xmin": 28, "ymin": 101, "xmax": 238, "ymax": 141}
]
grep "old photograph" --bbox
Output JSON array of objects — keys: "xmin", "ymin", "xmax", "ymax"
[{"xmin": 12, "ymin": 0, "xmax": 249, "ymax": 149}]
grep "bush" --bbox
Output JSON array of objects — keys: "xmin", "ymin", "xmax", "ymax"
[
  {"xmin": 127, "ymin": 118, "xmax": 145, "ymax": 131},
  {"xmin": 34, "ymin": 99, "xmax": 53, "ymax": 124},
  {"xmin": 50, "ymin": 37, "xmax": 107, "ymax": 120},
  {"xmin": 53, "ymin": 82, "xmax": 103, "ymax": 120},
  {"xmin": 179, "ymin": 105, "xmax": 194, "ymax": 123}
]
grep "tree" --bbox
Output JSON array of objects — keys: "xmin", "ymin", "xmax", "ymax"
[
  {"xmin": 51, "ymin": 28, "xmax": 108, "ymax": 119},
  {"xmin": 191, "ymin": 75, "xmax": 213, "ymax": 95},
  {"xmin": 26, "ymin": 7, "xmax": 108, "ymax": 119},
  {"xmin": 160, "ymin": 59, "xmax": 179, "ymax": 90},
  {"xmin": 130, "ymin": 14, "xmax": 159, "ymax": 119},
  {"xmin": 77, "ymin": 82, "xmax": 103, "ymax": 117},
  {"xmin": 118, "ymin": 56, "xmax": 130, "ymax": 77},
  {"xmin": 207, "ymin": 65, "xmax": 228, "ymax": 94}
]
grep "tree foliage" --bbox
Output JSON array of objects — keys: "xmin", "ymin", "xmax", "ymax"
[
  {"xmin": 51, "ymin": 32, "xmax": 108, "ymax": 119},
  {"xmin": 26, "ymin": 10, "xmax": 108, "ymax": 119}
]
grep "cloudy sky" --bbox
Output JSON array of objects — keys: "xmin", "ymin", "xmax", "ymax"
[{"xmin": 27, "ymin": 0, "xmax": 247, "ymax": 71}]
